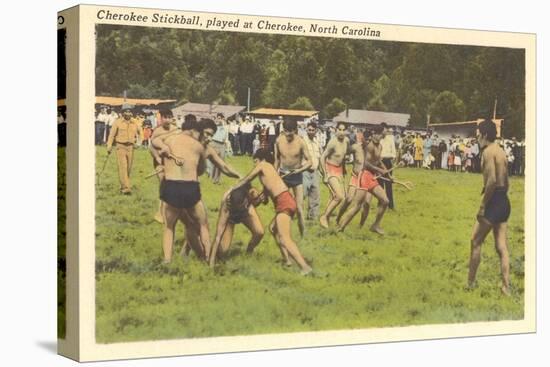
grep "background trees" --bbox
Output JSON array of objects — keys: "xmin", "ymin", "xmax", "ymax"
[{"xmin": 96, "ymin": 25, "xmax": 526, "ymax": 138}]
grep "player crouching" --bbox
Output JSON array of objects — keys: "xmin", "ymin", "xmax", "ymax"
[{"xmin": 229, "ymin": 148, "xmax": 312, "ymax": 275}]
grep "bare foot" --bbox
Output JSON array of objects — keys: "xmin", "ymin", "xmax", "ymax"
[
  {"xmin": 369, "ymin": 225, "xmax": 384, "ymax": 235},
  {"xmin": 154, "ymin": 212, "xmax": 164, "ymax": 224},
  {"xmin": 300, "ymin": 267, "xmax": 313, "ymax": 276},
  {"xmin": 501, "ymin": 285, "xmax": 511, "ymax": 296},
  {"xmin": 319, "ymin": 215, "xmax": 329, "ymax": 229}
]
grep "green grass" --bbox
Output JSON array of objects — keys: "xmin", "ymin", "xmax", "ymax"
[{"xmin": 95, "ymin": 146, "xmax": 525, "ymax": 343}]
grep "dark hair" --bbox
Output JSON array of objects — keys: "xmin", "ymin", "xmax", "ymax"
[
  {"xmin": 159, "ymin": 109, "xmax": 173, "ymax": 118},
  {"xmin": 282, "ymin": 119, "xmax": 297, "ymax": 132},
  {"xmin": 227, "ymin": 183, "xmax": 252, "ymax": 215},
  {"xmin": 216, "ymin": 112, "xmax": 225, "ymax": 118},
  {"xmin": 307, "ymin": 121, "xmax": 317, "ymax": 129},
  {"xmin": 478, "ymin": 118, "xmax": 497, "ymax": 142},
  {"xmin": 380, "ymin": 122, "xmax": 388, "ymax": 128},
  {"xmin": 253, "ymin": 148, "xmax": 275, "ymax": 164},
  {"xmin": 372, "ymin": 124, "xmax": 384, "ymax": 134},
  {"xmin": 182, "ymin": 114, "xmax": 197, "ymax": 131},
  {"xmin": 198, "ymin": 118, "xmax": 217, "ymax": 134},
  {"xmin": 337, "ymin": 122, "xmax": 346, "ymax": 130}
]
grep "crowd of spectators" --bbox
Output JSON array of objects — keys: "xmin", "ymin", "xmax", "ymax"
[
  {"xmin": 397, "ymin": 131, "xmax": 525, "ymax": 176},
  {"xmin": 91, "ymin": 105, "xmax": 526, "ymax": 177}
]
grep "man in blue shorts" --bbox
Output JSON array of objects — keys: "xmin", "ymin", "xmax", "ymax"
[{"xmin": 468, "ymin": 118, "xmax": 512, "ymax": 295}]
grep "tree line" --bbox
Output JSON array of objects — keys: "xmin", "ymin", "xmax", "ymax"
[{"xmin": 96, "ymin": 25, "xmax": 525, "ymax": 138}]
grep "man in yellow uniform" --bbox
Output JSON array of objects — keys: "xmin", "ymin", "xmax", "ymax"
[{"xmin": 106, "ymin": 104, "xmax": 143, "ymax": 194}]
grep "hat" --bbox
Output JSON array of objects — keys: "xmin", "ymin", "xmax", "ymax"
[{"xmin": 121, "ymin": 103, "xmax": 133, "ymax": 111}]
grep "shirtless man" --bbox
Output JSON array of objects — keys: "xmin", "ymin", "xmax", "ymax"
[
  {"xmin": 151, "ymin": 114, "xmax": 200, "ymax": 257},
  {"xmin": 335, "ymin": 134, "xmax": 372, "ymax": 231},
  {"xmin": 338, "ymin": 125, "xmax": 389, "ymax": 234},
  {"xmin": 174, "ymin": 116, "xmax": 245, "ymax": 261},
  {"xmin": 208, "ymin": 184, "xmax": 265, "ymax": 267},
  {"xmin": 319, "ymin": 122, "xmax": 349, "ymax": 229},
  {"xmin": 149, "ymin": 109, "xmax": 179, "ymax": 223},
  {"xmin": 274, "ymin": 119, "xmax": 312, "ymax": 236},
  {"xmin": 467, "ymin": 118, "xmax": 511, "ymax": 295},
  {"xmin": 153, "ymin": 118, "xmax": 240, "ymax": 263},
  {"xmin": 230, "ymin": 148, "xmax": 312, "ymax": 275}
]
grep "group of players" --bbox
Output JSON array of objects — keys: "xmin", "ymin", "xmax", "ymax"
[
  {"xmin": 116, "ymin": 108, "xmax": 512, "ymax": 293},
  {"xmin": 146, "ymin": 109, "xmax": 395, "ymax": 276}
]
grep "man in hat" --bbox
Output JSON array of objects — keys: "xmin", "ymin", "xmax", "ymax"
[{"xmin": 106, "ymin": 104, "xmax": 143, "ymax": 194}]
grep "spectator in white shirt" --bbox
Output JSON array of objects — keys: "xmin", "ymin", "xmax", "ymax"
[
  {"xmin": 267, "ymin": 120, "xmax": 277, "ymax": 153},
  {"xmin": 240, "ymin": 117, "xmax": 254, "ymax": 155},
  {"xmin": 104, "ymin": 108, "xmax": 118, "ymax": 143},
  {"xmin": 95, "ymin": 106, "xmax": 110, "ymax": 145},
  {"xmin": 303, "ymin": 121, "xmax": 323, "ymax": 220},
  {"xmin": 228, "ymin": 119, "xmax": 240, "ymax": 155},
  {"xmin": 380, "ymin": 123, "xmax": 397, "ymax": 209}
]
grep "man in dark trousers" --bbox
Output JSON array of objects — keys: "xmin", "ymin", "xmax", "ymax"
[
  {"xmin": 379, "ymin": 123, "xmax": 396, "ymax": 209},
  {"xmin": 106, "ymin": 104, "xmax": 143, "ymax": 194}
]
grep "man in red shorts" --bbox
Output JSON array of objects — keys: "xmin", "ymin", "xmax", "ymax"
[
  {"xmin": 337, "ymin": 125, "xmax": 389, "ymax": 234},
  {"xmin": 336, "ymin": 133, "xmax": 367, "ymax": 226},
  {"xmin": 229, "ymin": 148, "xmax": 312, "ymax": 274},
  {"xmin": 319, "ymin": 122, "xmax": 350, "ymax": 228}
]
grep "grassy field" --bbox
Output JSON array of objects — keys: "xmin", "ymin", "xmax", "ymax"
[{"xmin": 95, "ymin": 146, "xmax": 525, "ymax": 343}]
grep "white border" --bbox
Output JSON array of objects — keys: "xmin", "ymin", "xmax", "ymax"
[
  {"xmin": 2, "ymin": 1, "xmax": 546, "ymax": 366},
  {"xmin": 76, "ymin": 4, "xmax": 536, "ymax": 362}
]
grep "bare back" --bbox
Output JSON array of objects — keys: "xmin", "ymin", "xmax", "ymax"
[
  {"xmin": 276, "ymin": 135, "xmax": 306, "ymax": 170},
  {"xmin": 257, "ymin": 162, "xmax": 289, "ymax": 198},
  {"xmin": 163, "ymin": 134, "xmax": 205, "ymax": 181}
]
